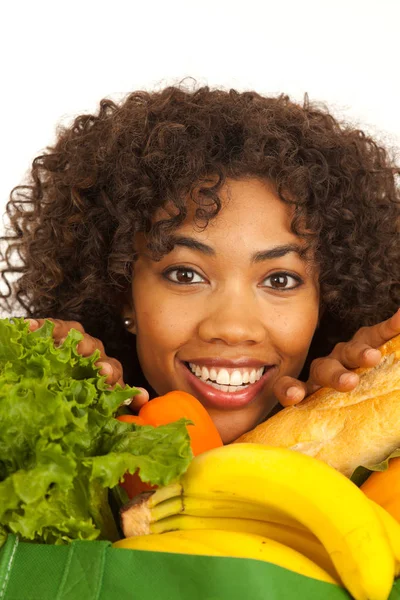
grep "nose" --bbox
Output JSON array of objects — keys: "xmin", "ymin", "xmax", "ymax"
[{"xmin": 197, "ymin": 291, "xmax": 266, "ymax": 346}]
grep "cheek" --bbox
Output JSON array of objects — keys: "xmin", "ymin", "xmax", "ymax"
[
  {"xmin": 269, "ymin": 298, "xmax": 319, "ymax": 368},
  {"xmin": 139, "ymin": 307, "xmax": 181, "ymax": 343},
  {"xmin": 133, "ymin": 291, "xmax": 197, "ymax": 386}
]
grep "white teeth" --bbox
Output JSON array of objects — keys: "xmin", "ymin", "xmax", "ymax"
[
  {"xmin": 207, "ymin": 381, "xmax": 250, "ymax": 393},
  {"xmin": 230, "ymin": 370, "xmax": 243, "ymax": 386},
  {"xmin": 207, "ymin": 381, "xmax": 230, "ymax": 391},
  {"xmin": 188, "ymin": 362, "xmax": 266, "ymax": 389},
  {"xmin": 201, "ymin": 366, "xmax": 209, "ymax": 381},
  {"xmin": 216, "ymin": 368, "xmax": 230, "ymax": 385},
  {"xmin": 209, "ymin": 368, "xmax": 217, "ymax": 381}
]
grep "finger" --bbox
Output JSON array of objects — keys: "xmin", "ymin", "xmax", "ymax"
[
  {"xmin": 308, "ymin": 356, "xmax": 359, "ymax": 392},
  {"xmin": 96, "ymin": 356, "xmax": 123, "ymax": 386},
  {"xmin": 107, "ymin": 376, "xmax": 128, "ymax": 391},
  {"xmin": 273, "ymin": 376, "xmax": 308, "ymax": 407},
  {"xmin": 125, "ymin": 388, "xmax": 150, "ymax": 412},
  {"xmin": 76, "ymin": 334, "xmax": 105, "ymax": 357},
  {"xmin": 25, "ymin": 318, "xmax": 85, "ymax": 339},
  {"xmin": 24, "ymin": 318, "xmax": 40, "ymax": 331},
  {"xmin": 353, "ymin": 308, "xmax": 400, "ymax": 348},
  {"xmin": 23, "ymin": 317, "xmax": 125, "ymax": 388},
  {"xmin": 330, "ymin": 340, "xmax": 382, "ymax": 370}
]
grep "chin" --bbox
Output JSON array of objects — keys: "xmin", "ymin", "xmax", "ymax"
[{"xmin": 210, "ymin": 409, "xmax": 266, "ymax": 446}]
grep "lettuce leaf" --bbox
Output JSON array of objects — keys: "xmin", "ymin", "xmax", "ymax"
[
  {"xmin": 350, "ymin": 449, "xmax": 400, "ymax": 486},
  {"xmin": 0, "ymin": 318, "xmax": 192, "ymax": 545}
]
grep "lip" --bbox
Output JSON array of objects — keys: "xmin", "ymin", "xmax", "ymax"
[{"xmin": 178, "ymin": 359, "xmax": 277, "ymax": 410}]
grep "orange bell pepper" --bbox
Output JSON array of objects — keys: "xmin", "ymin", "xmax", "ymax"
[
  {"xmin": 138, "ymin": 390, "xmax": 223, "ymax": 455},
  {"xmin": 117, "ymin": 414, "xmax": 147, "ymax": 426},
  {"xmin": 360, "ymin": 457, "xmax": 400, "ymax": 523},
  {"xmin": 117, "ymin": 390, "xmax": 223, "ymax": 498}
]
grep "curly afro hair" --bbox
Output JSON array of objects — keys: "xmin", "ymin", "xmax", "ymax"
[{"xmin": 1, "ymin": 83, "xmax": 399, "ymax": 385}]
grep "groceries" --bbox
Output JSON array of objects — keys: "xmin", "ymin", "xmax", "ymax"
[
  {"xmin": 3, "ymin": 317, "xmax": 400, "ymax": 599},
  {"xmin": 117, "ymin": 391, "xmax": 223, "ymax": 498},
  {"xmin": 119, "ymin": 443, "xmax": 400, "ymax": 600},
  {"xmin": 0, "ymin": 318, "xmax": 192, "ymax": 545},
  {"xmin": 235, "ymin": 334, "xmax": 400, "ymax": 479}
]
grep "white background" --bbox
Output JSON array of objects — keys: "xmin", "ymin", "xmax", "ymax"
[{"xmin": 0, "ymin": 0, "xmax": 399, "ymax": 219}]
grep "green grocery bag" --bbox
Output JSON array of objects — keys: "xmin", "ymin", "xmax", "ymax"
[
  {"xmin": 2, "ymin": 534, "xmax": 400, "ymax": 599},
  {"xmin": 0, "ymin": 534, "xmax": 358, "ymax": 600}
]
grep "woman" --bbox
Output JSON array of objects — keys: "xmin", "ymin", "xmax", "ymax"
[{"xmin": 2, "ymin": 84, "xmax": 399, "ymax": 443}]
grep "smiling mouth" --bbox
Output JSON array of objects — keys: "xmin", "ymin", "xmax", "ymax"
[{"xmin": 184, "ymin": 362, "xmax": 266, "ymax": 393}]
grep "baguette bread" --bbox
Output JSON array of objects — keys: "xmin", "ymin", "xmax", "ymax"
[{"xmin": 234, "ymin": 334, "xmax": 400, "ymax": 477}]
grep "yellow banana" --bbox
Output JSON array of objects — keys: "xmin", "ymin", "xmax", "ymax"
[
  {"xmin": 146, "ymin": 444, "xmax": 395, "ymax": 600},
  {"xmin": 121, "ymin": 492, "xmax": 306, "ymax": 537},
  {"xmin": 114, "ymin": 529, "xmax": 339, "ymax": 586},
  {"xmin": 370, "ymin": 500, "xmax": 400, "ymax": 576},
  {"xmin": 150, "ymin": 494, "xmax": 303, "ymax": 528},
  {"xmin": 150, "ymin": 513, "xmax": 338, "ymax": 580}
]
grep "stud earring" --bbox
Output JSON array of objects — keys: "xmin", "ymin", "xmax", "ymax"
[{"xmin": 123, "ymin": 317, "xmax": 134, "ymax": 330}]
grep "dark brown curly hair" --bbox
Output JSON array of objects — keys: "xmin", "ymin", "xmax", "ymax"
[{"xmin": 1, "ymin": 83, "xmax": 399, "ymax": 387}]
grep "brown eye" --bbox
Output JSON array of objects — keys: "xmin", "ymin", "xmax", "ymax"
[
  {"xmin": 175, "ymin": 269, "xmax": 195, "ymax": 283},
  {"xmin": 164, "ymin": 267, "xmax": 205, "ymax": 284},
  {"xmin": 271, "ymin": 274, "xmax": 289, "ymax": 288},
  {"xmin": 262, "ymin": 272, "xmax": 302, "ymax": 290}
]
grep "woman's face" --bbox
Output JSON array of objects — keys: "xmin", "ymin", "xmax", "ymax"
[{"xmin": 128, "ymin": 178, "xmax": 320, "ymax": 443}]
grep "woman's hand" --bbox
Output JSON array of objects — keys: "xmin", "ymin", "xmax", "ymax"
[
  {"xmin": 25, "ymin": 318, "xmax": 149, "ymax": 410},
  {"xmin": 274, "ymin": 308, "xmax": 400, "ymax": 407}
]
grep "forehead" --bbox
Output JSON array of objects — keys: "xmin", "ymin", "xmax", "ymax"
[
  {"xmin": 159, "ymin": 177, "xmax": 294, "ymax": 232},
  {"xmin": 176, "ymin": 178, "xmax": 296, "ymax": 242},
  {"xmin": 135, "ymin": 177, "xmax": 314, "ymax": 261}
]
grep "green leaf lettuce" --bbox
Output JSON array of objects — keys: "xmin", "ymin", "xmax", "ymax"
[{"xmin": 0, "ymin": 318, "xmax": 192, "ymax": 545}]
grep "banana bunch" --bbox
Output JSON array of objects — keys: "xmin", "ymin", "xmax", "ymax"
[{"xmin": 117, "ymin": 444, "xmax": 400, "ymax": 600}]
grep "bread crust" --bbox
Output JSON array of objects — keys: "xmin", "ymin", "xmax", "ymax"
[{"xmin": 234, "ymin": 335, "xmax": 400, "ymax": 477}]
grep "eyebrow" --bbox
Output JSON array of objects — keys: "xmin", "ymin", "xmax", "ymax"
[
  {"xmin": 252, "ymin": 244, "xmax": 307, "ymax": 262},
  {"xmin": 169, "ymin": 236, "xmax": 216, "ymax": 256},
  {"xmin": 169, "ymin": 235, "xmax": 307, "ymax": 262}
]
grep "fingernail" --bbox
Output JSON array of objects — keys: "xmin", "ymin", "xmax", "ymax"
[
  {"xmin": 286, "ymin": 387, "xmax": 303, "ymax": 400},
  {"xmin": 54, "ymin": 336, "xmax": 67, "ymax": 348},
  {"xmin": 363, "ymin": 348, "xmax": 381, "ymax": 361},
  {"xmin": 24, "ymin": 318, "xmax": 39, "ymax": 330},
  {"xmin": 339, "ymin": 373, "xmax": 358, "ymax": 387},
  {"xmin": 97, "ymin": 362, "xmax": 112, "ymax": 376}
]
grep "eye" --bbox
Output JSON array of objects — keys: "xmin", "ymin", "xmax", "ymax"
[
  {"xmin": 163, "ymin": 267, "xmax": 206, "ymax": 284},
  {"xmin": 261, "ymin": 272, "xmax": 302, "ymax": 290}
]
